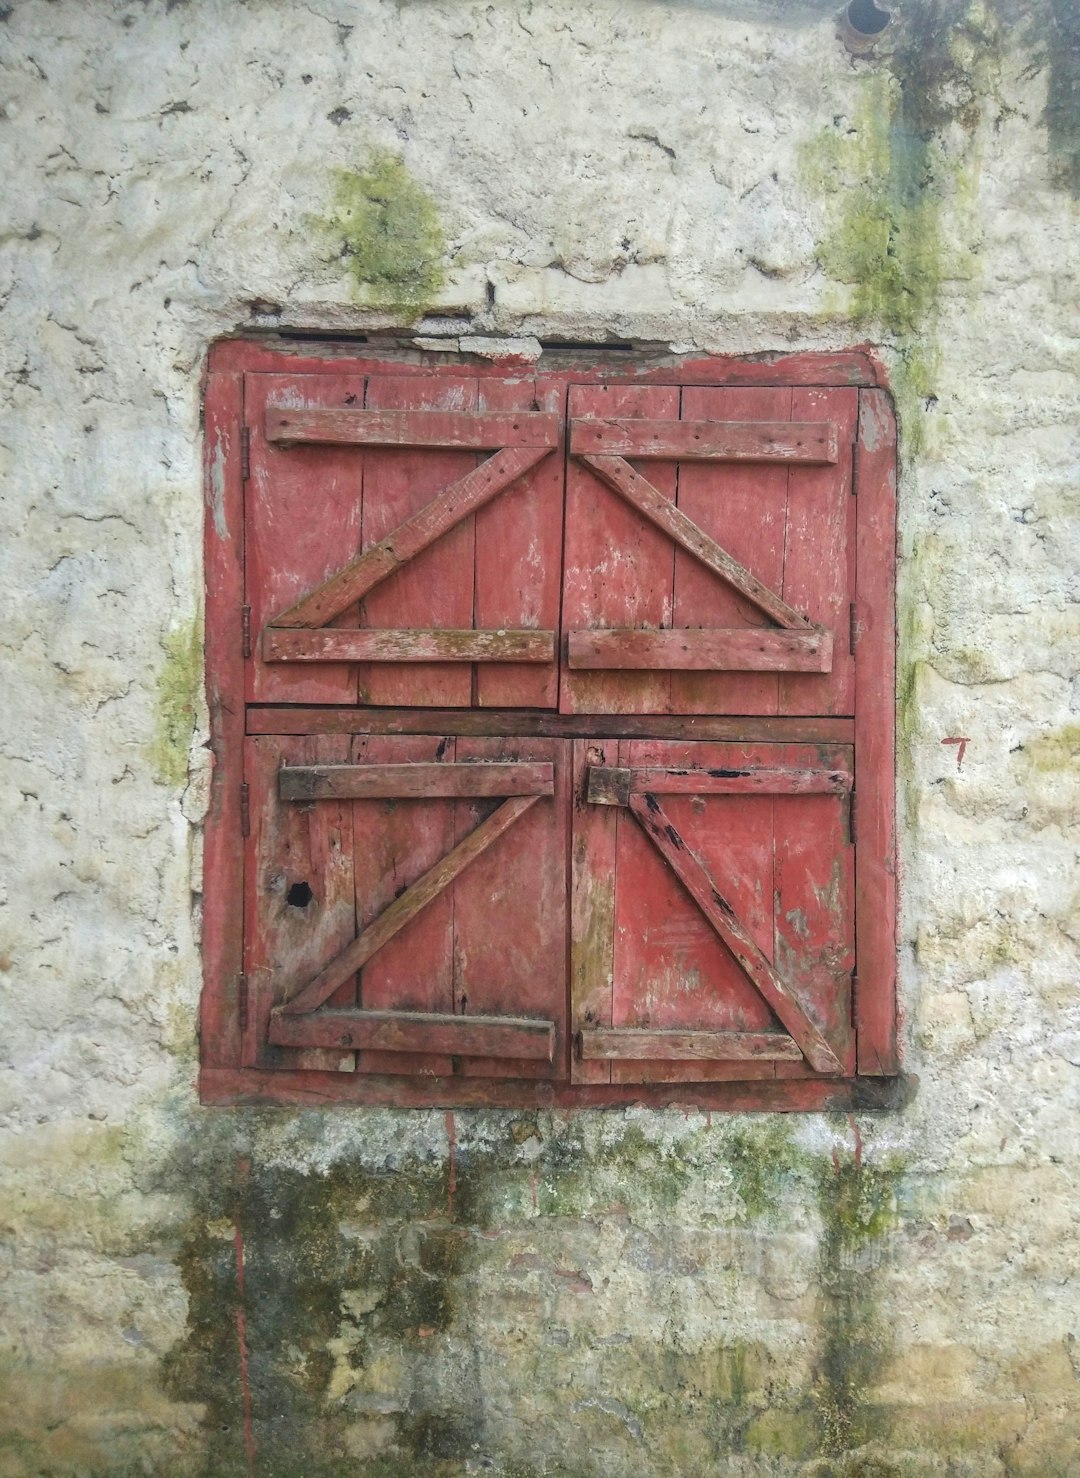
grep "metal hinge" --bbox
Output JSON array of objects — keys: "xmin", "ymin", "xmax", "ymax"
[
  {"xmin": 241, "ymin": 604, "xmax": 252, "ymax": 660},
  {"xmin": 850, "ymin": 973, "xmax": 859, "ymax": 1028},
  {"xmin": 238, "ymin": 974, "xmax": 249, "ymax": 1033},
  {"xmin": 240, "ymin": 782, "xmax": 250, "ymax": 838},
  {"xmin": 240, "ymin": 426, "xmax": 251, "ymax": 481},
  {"xmin": 849, "ymin": 602, "xmax": 859, "ymax": 655}
]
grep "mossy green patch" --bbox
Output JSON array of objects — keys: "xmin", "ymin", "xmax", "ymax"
[
  {"xmin": 813, "ymin": 1150, "xmax": 904, "ymax": 1457},
  {"xmin": 1020, "ymin": 722, "xmax": 1080, "ymax": 774},
  {"xmin": 151, "ymin": 616, "xmax": 201, "ymax": 787},
  {"xmin": 318, "ymin": 152, "xmax": 446, "ymax": 319}
]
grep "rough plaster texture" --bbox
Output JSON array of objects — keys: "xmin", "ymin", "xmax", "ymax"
[{"xmin": 1, "ymin": 0, "xmax": 1078, "ymax": 1473}]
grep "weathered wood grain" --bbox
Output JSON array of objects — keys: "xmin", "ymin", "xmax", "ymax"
[
  {"xmin": 579, "ymin": 1028, "xmax": 802, "ymax": 1061},
  {"xmin": 279, "ymin": 761, "xmax": 554, "ymax": 800},
  {"xmin": 264, "ymin": 628, "xmax": 555, "ymax": 664},
  {"xmin": 567, "ymin": 627, "xmax": 831, "ymax": 672},
  {"xmin": 581, "ymin": 453, "xmax": 812, "ymax": 630},
  {"xmin": 269, "ymin": 1008, "xmax": 555, "ymax": 1060},
  {"xmin": 570, "ymin": 418, "xmax": 838, "ymax": 463},
  {"xmin": 587, "ymin": 765, "xmax": 852, "ymax": 798},
  {"xmin": 627, "ymin": 791, "xmax": 844, "ymax": 1075},
  {"xmin": 267, "ymin": 407, "xmax": 560, "ymax": 449},
  {"xmin": 280, "ymin": 794, "xmax": 540, "ymax": 1016}
]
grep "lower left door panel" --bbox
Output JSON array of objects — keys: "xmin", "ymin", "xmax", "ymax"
[{"xmin": 243, "ymin": 733, "xmax": 570, "ymax": 1080}]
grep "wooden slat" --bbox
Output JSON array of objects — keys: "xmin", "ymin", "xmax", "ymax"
[
  {"xmin": 588, "ymin": 765, "xmax": 852, "ymax": 800},
  {"xmin": 561, "ymin": 383, "xmax": 678, "ymax": 715},
  {"xmin": 567, "ymin": 627, "xmax": 831, "ymax": 672},
  {"xmin": 571, "ymin": 418, "xmax": 838, "ymax": 463},
  {"xmin": 581, "ymin": 454, "xmax": 811, "ymax": 631},
  {"xmin": 569, "ymin": 739, "xmax": 620, "ymax": 1084},
  {"xmin": 854, "ymin": 388, "xmax": 899, "ymax": 1074},
  {"xmin": 269, "ymin": 1008, "xmax": 555, "ymax": 1060},
  {"xmin": 247, "ymin": 708, "xmax": 858, "ymax": 745},
  {"xmin": 264, "ymin": 628, "xmax": 555, "ymax": 664},
  {"xmin": 279, "ymin": 794, "xmax": 540, "ymax": 1017},
  {"xmin": 272, "ymin": 445, "xmax": 551, "ymax": 629},
  {"xmin": 279, "ymin": 761, "xmax": 554, "ymax": 800},
  {"xmin": 627, "ymin": 793, "xmax": 844, "ymax": 1075},
  {"xmin": 579, "ymin": 1028, "xmax": 802, "ymax": 1061},
  {"xmin": 267, "ymin": 407, "xmax": 561, "ymax": 450}
]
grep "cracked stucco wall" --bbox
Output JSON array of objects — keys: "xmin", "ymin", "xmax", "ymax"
[{"xmin": 1, "ymin": 1, "xmax": 1078, "ymax": 1474}]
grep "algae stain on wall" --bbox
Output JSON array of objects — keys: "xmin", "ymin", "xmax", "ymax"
[
  {"xmin": 151, "ymin": 617, "xmax": 202, "ymax": 787},
  {"xmin": 317, "ymin": 152, "xmax": 446, "ymax": 318}
]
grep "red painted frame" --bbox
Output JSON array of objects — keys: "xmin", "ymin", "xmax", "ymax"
[{"xmin": 200, "ymin": 340, "xmax": 898, "ymax": 1108}]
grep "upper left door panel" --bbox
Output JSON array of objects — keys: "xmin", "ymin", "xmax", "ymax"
[{"xmin": 244, "ymin": 371, "xmax": 566, "ymax": 708}]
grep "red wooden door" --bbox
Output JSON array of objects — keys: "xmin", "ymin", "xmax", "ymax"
[
  {"xmin": 243, "ymin": 734, "xmax": 569, "ymax": 1079},
  {"xmin": 246, "ymin": 373, "xmax": 564, "ymax": 708},
  {"xmin": 561, "ymin": 386, "xmax": 857, "ymax": 716},
  {"xmin": 570, "ymin": 740, "xmax": 855, "ymax": 1083}
]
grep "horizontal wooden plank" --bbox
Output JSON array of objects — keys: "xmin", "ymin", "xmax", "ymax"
[
  {"xmin": 264, "ymin": 628, "xmax": 557, "ymax": 664},
  {"xmin": 579, "ymin": 1028, "xmax": 802, "ymax": 1061},
  {"xmin": 280, "ymin": 794, "xmax": 539, "ymax": 1016},
  {"xmin": 567, "ymin": 627, "xmax": 832, "ymax": 672},
  {"xmin": 246, "ymin": 709, "xmax": 857, "ymax": 744},
  {"xmin": 202, "ymin": 1067, "xmax": 912, "ymax": 1112},
  {"xmin": 269, "ymin": 1008, "xmax": 555, "ymax": 1061},
  {"xmin": 266, "ymin": 407, "xmax": 561, "ymax": 449},
  {"xmin": 586, "ymin": 765, "xmax": 852, "ymax": 800},
  {"xmin": 571, "ymin": 418, "xmax": 838, "ymax": 463},
  {"xmin": 581, "ymin": 454, "xmax": 812, "ymax": 630},
  {"xmin": 279, "ymin": 761, "xmax": 555, "ymax": 800},
  {"xmin": 272, "ymin": 445, "xmax": 550, "ymax": 628}
]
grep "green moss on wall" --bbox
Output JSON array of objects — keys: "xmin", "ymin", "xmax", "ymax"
[
  {"xmin": 318, "ymin": 152, "xmax": 446, "ymax": 318},
  {"xmin": 150, "ymin": 617, "xmax": 201, "ymax": 787}
]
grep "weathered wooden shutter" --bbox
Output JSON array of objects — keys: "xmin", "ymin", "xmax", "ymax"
[
  {"xmin": 246, "ymin": 373, "xmax": 564, "ymax": 709},
  {"xmin": 202, "ymin": 344, "xmax": 897, "ymax": 1109},
  {"xmin": 570, "ymin": 741, "xmax": 854, "ymax": 1084},
  {"xmin": 562, "ymin": 385, "xmax": 857, "ymax": 716},
  {"xmin": 244, "ymin": 734, "xmax": 568, "ymax": 1079}
]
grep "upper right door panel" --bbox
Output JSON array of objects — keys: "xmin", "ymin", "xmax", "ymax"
[{"xmin": 561, "ymin": 384, "xmax": 858, "ymax": 716}]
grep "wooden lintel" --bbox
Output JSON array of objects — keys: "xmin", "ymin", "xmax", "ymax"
[
  {"xmin": 266, "ymin": 407, "xmax": 561, "ymax": 450},
  {"xmin": 579, "ymin": 1028, "xmax": 803, "ymax": 1061},
  {"xmin": 269, "ymin": 1008, "xmax": 555, "ymax": 1061},
  {"xmin": 571, "ymin": 418, "xmax": 838, "ymax": 463},
  {"xmin": 264, "ymin": 628, "xmax": 556, "ymax": 664},
  {"xmin": 279, "ymin": 761, "xmax": 555, "ymax": 801},
  {"xmin": 567, "ymin": 627, "xmax": 832, "ymax": 673}
]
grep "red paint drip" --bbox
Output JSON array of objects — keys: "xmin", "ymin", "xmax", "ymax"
[
  {"xmin": 446, "ymin": 1111, "xmax": 457, "ymax": 1221},
  {"xmin": 848, "ymin": 1113, "xmax": 863, "ymax": 1169},
  {"xmin": 941, "ymin": 736, "xmax": 970, "ymax": 770},
  {"xmin": 233, "ymin": 1157, "xmax": 256, "ymax": 1478}
]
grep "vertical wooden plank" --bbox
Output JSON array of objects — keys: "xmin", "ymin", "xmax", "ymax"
[
  {"xmin": 352, "ymin": 734, "xmax": 456, "ymax": 1076},
  {"xmin": 359, "ymin": 375, "xmax": 478, "ymax": 706},
  {"xmin": 561, "ymin": 383, "xmax": 679, "ymax": 714},
  {"xmin": 452, "ymin": 737, "xmax": 568, "ymax": 1078},
  {"xmin": 772, "ymin": 751, "xmax": 855, "ymax": 1075},
  {"xmin": 671, "ymin": 387, "xmax": 792, "ymax": 715},
  {"xmin": 243, "ymin": 735, "xmax": 356, "ymax": 1070},
  {"xmin": 202, "ymin": 367, "xmax": 245, "ymax": 1069},
  {"xmin": 474, "ymin": 376, "xmax": 564, "ymax": 709},
  {"xmin": 609, "ymin": 740, "xmax": 778, "ymax": 1084},
  {"xmin": 245, "ymin": 373, "xmax": 365, "ymax": 704},
  {"xmin": 854, "ymin": 388, "xmax": 898, "ymax": 1073},
  {"xmin": 569, "ymin": 739, "xmax": 619, "ymax": 1083},
  {"xmin": 779, "ymin": 386, "xmax": 858, "ymax": 716}
]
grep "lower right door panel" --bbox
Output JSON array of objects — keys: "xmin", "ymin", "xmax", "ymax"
[{"xmin": 570, "ymin": 740, "xmax": 855, "ymax": 1084}]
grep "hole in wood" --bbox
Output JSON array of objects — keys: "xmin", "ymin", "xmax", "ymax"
[
  {"xmin": 846, "ymin": 0, "xmax": 890, "ymax": 34},
  {"xmin": 286, "ymin": 880, "xmax": 313, "ymax": 908}
]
